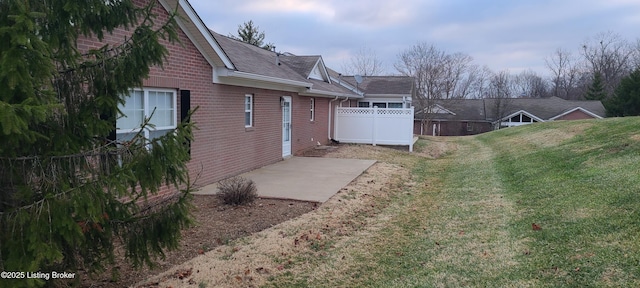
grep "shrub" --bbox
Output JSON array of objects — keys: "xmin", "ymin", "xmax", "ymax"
[{"xmin": 216, "ymin": 176, "xmax": 258, "ymax": 205}]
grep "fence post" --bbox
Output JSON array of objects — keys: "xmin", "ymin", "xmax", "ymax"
[
  {"xmin": 334, "ymin": 107, "xmax": 339, "ymax": 140},
  {"xmin": 372, "ymin": 106, "xmax": 377, "ymax": 146}
]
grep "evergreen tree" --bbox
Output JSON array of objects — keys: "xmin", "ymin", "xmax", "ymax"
[
  {"xmin": 585, "ymin": 72, "xmax": 607, "ymax": 101},
  {"xmin": 605, "ymin": 68, "xmax": 640, "ymax": 117},
  {"xmin": 0, "ymin": 0, "xmax": 194, "ymax": 286},
  {"xmin": 230, "ymin": 20, "xmax": 275, "ymax": 51}
]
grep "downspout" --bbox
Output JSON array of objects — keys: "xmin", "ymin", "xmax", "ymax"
[
  {"xmin": 339, "ymin": 97, "xmax": 350, "ymax": 107},
  {"xmin": 328, "ymin": 96, "xmax": 340, "ymax": 140}
]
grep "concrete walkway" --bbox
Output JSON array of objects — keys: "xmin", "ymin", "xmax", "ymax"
[{"xmin": 193, "ymin": 157, "xmax": 376, "ymax": 202}]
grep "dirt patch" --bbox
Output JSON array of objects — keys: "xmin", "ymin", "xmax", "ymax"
[
  {"xmin": 80, "ymin": 197, "xmax": 317, "ymax": 287},
  {"xmin": 416, "ymin": 136, "xmax": 458, "ymax": 159},
  {"xmin": 80, "ymin": 144, "xmax": 398, "ymax": 287},
  {"xmin": 132, "ymin": 145, "xmax": 410, "ymax": 288}
]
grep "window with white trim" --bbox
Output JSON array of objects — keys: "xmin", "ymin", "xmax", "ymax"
[
  {"xmin": 116, "ymin": 88, "xmax": 177, "ymax": 142},
  {"xmin": 310, "ymin": 98, "xmax": 315, "ymax": 121},
  {"xmin": 245, "ymin": 94, "xmax": 253, "ymax": 127},
  {"xmin": 358, "ymin": 101, "xmax": 405, "ymax": 108}
]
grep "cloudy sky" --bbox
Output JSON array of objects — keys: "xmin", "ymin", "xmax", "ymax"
[{"xmin": 188, "ymin": 0, "xmax": 640, "ymax": 77}]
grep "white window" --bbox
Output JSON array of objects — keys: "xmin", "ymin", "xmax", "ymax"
[
  {"xmin": 245, "ymin": 94, "xmax": 253, "ymax": 127},
  {"xmin": 116, "ymin": 88, "xmax": 177, "ymax": 143},
  {"xmin": 310, "ymin": 98, "xmax": 315, "ymax": 121}
]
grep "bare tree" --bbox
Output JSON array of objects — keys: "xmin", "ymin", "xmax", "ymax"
[
  {"xmin": 395, "ymin": 42, "xmax": 487, "ymax": 134},
  {"xmin": 581, "ymin": 31, "xmax": 636, "ymax": 100},
  {"xmin": 395, "ymin": 42, "xmax": 482, "ymax": 107},
  {"xmin": 513, "ymin": 70, "xmax": 550, "ymax": 98},
  {"xmin": 486, "ymin": 70, "xmax": 515, "ymax": 128},
  {"xmin": 395, "ymin": 42, "xmax": 445, "ymax": 111},
  {"xmin": 341, "ymin": 47, "xmax": 384, "ymax": 76},
  {"xmin": 440, "ymin": 52, "xmax": 477, "ymax": 99},
  {"xmin": 468, "ymin": 65, "xmax": 494, "ymax": 99},
  {"xmin": 545, "ymin": 48, "xmax": 582, "ymax": 99}
]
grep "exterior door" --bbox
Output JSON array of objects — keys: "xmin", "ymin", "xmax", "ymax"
[{"xmin": 282, "ymin": 96, "xmax": 292, "ymax": 157}]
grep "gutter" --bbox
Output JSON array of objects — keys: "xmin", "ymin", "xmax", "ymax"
[
  {"xmin": 328, "ymin": 96, "xmax": 340, "ymax": 140},
  {"xmin": 218, "ymin": 69, "xmax": 312, "ymax": 88},
  {"xmin": 300, "ymin": 88, "xmax": 361, "ymax": 98}
]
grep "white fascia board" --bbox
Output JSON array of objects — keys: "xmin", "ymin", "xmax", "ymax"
[
  {"xmin": 417, "ymin": 104, "xmax": 456, "ymax": 115},
  {"xmin": 501, "ymin": 110, "xmax": 546, "ymax": 122},
  {"xmin": 328, "ymin": 76, "xmax": 363, "ymax": 96},
  {"xmin": 300, "ymin": 88, "xmax": 362, "ymax": 99},
  {"xmin": 363, "ymin": 93, "xmax": 412, "ymax": 98},
  {"xmin": 217, "ymin": 69, "xmax": 311, "ymax": 88},
  {"xmin": 549, "ymin": 107, "xmax": 603, "ymax": 120},
  {"xmin": 161, "ymin": 0, "xmax": 235, "ymax": 69},
  {"xmin": 313, "ymin": 57, "xmax": 331, "ymax": 84}
]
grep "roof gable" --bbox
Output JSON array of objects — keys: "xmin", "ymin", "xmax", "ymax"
[
  {"xmin": 308, "ymin": 58, "xmax": 331, "ymax": 83},
  {"xmin": 549, "ymin": 107, "xmax": 604, "ymax": 120},
  {"xmin": 158, "ymin": 0, "xmax": 234, "ymax": 69},
  {"xmin": 435, "ymin": 97, "xmax": 606, "ymax": 123},
  {"xmin": 501, "ymin": 110, "xmax": 545, "ymax": 123}
]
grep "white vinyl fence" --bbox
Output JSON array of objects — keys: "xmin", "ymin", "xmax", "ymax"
[{"xmin": 334, "ymin": 107, "xmax": 415, "ymax": 152}]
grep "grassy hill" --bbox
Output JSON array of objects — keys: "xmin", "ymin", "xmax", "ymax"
[
  {"xmin": 260, "ymin": 117, "xmax": 640, "ymax": 287},
  {"xmin": 261, "ymin": 117, "xmax": 640, "ymax": 287},
  {"xmin": 477, "ymin": 117, "xmax": 640, "ymax": 287},
  {"xmin": 146, "ymin": 117, "xmax": 640, "ymax": 287}
]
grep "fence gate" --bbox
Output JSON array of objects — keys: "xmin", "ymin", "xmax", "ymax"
[{"xmin": 334, "ymin": 107, "xmax": 415, "ymax": 152}]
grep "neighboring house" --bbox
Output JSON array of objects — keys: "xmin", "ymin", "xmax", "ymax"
[
  {"xmin": 336, "ymin": 75, "xmax": 415, "ymax": 109},
  {"xmin": 80, "ymin": 0, "xmax": 412, "ymax": 199},
  {"xmin": 415, "ymin": 97, "xmax": 606, "ymax": 136}
]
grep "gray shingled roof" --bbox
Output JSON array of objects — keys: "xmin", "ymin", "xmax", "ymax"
[
  {"xmin": 211, "ymin": 32, "xmax": 310, "ymax": 83},
  {"xmin": 422, "ymin": 97, "xmax": 606, "ymax": 122},
  {"xmin": 209, "ymin": 31, "xmax": 415, "ymax": 98},
  {"xmin": 342, "ymin": 76, "xmax": 414, "ymax": 95},
  {"xmin": 425, "ymin": 99, "xmax": 487, "ymax": 121},
  {"xmin": 278, "ymin": 55, "xmax": 319, "ymax": 79}
]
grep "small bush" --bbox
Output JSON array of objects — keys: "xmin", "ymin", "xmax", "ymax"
[{"xmin": 216, "ymin": 176, "xmax": 258, "ymax": 205}]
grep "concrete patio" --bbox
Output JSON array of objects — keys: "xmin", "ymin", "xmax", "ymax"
[{"xmin": 192, "ymin": 157, "xmax": 376, "ymax": 202}]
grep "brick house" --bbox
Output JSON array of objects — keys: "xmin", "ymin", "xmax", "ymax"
[
  {"xmin": 415, "ymin": 97, "xmax": 606, "ymax": 136},
  {"xmin": 78, "ymin": 0, "xmax": 413, "ymax": 194}
]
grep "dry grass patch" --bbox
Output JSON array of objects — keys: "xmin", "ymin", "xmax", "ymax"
[
  {"xmin": 497, "ymin": 122, "xmax": 593, "ymax": 154},
  {"xmin": 136, "ymin": 145, "xmax": 414, "ymax": 288},
  {"xmin": 416, "ymin": 136, "xmax": 459, "ymax": 159}
]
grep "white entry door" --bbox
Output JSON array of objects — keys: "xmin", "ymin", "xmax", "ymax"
[{"xmin": 282, "ymin": 96, "xmax": 292, "ymax": 157}]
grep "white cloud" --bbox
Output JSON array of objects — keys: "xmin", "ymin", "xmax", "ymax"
[
  {"xmin": 234, "ymin": 0, "xmax": 428, "ymax": 28},
  {"xmin": 237, "ymin": 0, "xmax": 335, "ymax": 18}
]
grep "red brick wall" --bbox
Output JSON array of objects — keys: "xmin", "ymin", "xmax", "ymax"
[
  {"xmin": 292, "ymin": 97, "xmax": 330, "ymax": 154},
  {"xmin": 78, "ymin": 0, "xmax": 335, "ymax": 197},
  {"xmin": 414, "ymin": 120, "xmax": 492, "ymax": 136},
  {"xmin": 555, "ymin": 109, "xmax": 595, "ymax": 120},
  {"xmin": 193, "ymin": 86, "xmax": 282, "ymax": 186}
]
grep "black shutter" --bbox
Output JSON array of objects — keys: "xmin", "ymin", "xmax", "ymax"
[
  {"xmin": 180, "ymin": 90, "xmax": 191, "ymax": 155},
  {"xmin": 180, "ymin": 90, "xmax": 191, "ymax": 123}
]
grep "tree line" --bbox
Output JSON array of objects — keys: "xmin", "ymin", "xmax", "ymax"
[
  {"xmin": 347, "ymin": 31, "xmax": 640, "ymax": 116},
  {"xmin": 233, "ymin": 20, "xmax": 639, "ymax": 116}
]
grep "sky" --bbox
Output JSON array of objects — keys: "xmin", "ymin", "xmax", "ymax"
[{"xmin": 188, "ymin": 0, "xmax": 640, "ymax": 77}]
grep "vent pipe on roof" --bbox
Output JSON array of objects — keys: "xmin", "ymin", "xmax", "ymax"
[{"xmin": 275, "ymin": 51, "xmax": 281, "ymax": 66}]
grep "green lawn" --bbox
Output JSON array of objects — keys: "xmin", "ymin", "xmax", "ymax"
[{"xmin": 265, "ymin": 117, "xmax": 640, "ymax": 287}]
